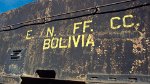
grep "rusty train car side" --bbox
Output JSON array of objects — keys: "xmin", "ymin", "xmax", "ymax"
[{"xmin": 0, "ymin": 0, "xmax": 150, "ymax": 84}]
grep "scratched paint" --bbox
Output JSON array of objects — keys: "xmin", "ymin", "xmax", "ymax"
[{"xmin": 0, "ymin": 0, "xmax": 150, "ymax": 84}]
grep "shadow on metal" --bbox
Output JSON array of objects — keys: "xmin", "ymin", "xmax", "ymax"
[{"xmin": 21, "ymin": 77, "xmax": 85, "ymax": 84}]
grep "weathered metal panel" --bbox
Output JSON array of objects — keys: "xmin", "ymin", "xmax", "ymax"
[{"xmin": 0, "ymin": 0, "xmax": 150, "ymax": 83}]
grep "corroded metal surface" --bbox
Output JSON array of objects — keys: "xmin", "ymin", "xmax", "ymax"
[{"xmin": 0, "ymin": 0, "xmax": 150, "ymax": 84}]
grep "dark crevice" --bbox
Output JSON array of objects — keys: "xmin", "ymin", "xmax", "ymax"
[{"xmin": 36, "ymin": 70, "xmax": 56, "ymax": 78}]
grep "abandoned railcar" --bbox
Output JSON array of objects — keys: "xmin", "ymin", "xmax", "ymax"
[{"xmin": 0, "ymin": 0, "xmax": 150, "ymax": 84}]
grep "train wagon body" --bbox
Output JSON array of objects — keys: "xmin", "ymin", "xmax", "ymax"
[{"xmin": 0, "ymin": 0, "xmax": 150, "ymax": 84}]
